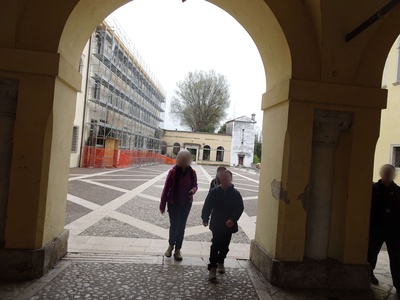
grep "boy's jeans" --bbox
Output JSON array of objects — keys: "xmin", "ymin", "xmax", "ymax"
[{"xmin": 208, "ymin": 230, "xmax": 232, "ymax": 270}]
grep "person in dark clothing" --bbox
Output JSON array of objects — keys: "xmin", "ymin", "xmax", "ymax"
[
  {"xmin": 202, "ymin": 170, "xmax": 244, "ymax": 282},
  {"xmin": 367, "ymin": 164, "xmax": 400, "ymax": 297},
  {"xmin": 209, "ymin": 166, "xmax": 227, "ymax": 190},
  {"xmin": 160, "ymin": 149, "xmax": 198, "ymax": 261}
]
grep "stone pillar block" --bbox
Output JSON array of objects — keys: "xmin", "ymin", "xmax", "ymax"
[
  {"xmin": 0, "ymin": 229, "xmax": 69, "ymax": 280},
  {"xmin": 250, "ymin": 239, "xmax": 371, "ymax": 290}
]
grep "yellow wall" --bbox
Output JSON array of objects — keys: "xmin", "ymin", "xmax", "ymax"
[
  {"xmin": 374, "ymin": 36, "xmax": 400, "ymax": 183},
  {"xmin": 162, "ymin": 130, "xmax": 231, "ymax": 165}
]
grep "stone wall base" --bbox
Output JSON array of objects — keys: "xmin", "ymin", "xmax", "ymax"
[
  {"xmin": 0, "ymin": 229, "xmax": 69, "ymax": 280},
  {"xmin": 250, "ymin": 239, "xmax": 370, "ymax": 290}
]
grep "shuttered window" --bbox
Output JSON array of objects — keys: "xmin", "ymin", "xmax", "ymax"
[
  {"xmin": 391, "ymin": 146, "xmax": 400, "ymax": 168},
  {"xmin": 71, "ymin": 126, "xmax": 79, "ymax": 153}
]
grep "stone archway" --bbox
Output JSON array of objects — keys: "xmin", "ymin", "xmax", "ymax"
[
  {"xmin": 0, "ymin": 0, "xmax": 293, "ymax": 280},
  {"xmin": 2, "ymin": 0, "xmax": 400, "ymax": 290}
]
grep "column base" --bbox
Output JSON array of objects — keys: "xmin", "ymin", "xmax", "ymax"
[
  {"xmin": 0, "ymin": 229, "xmax": 69, "ymax": 280},
  {"xmin": 250, "ymin": 240, "xmax": 371, "ymax": 290}
]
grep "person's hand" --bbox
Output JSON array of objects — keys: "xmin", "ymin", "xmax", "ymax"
[
  {"xmin": 188, "ymin": 189, "xmax": 195, "ymax": 196},
  {"xmin": 226, "ymin": 219, "xmax": 234, "ymax": 228},
  {"xmin": 160, "ymin": 209, "xmax": 165, "ymax": 215},
  {"xmin": 203, "ymin": 221, "xmax": 208, "ymax": 227}
]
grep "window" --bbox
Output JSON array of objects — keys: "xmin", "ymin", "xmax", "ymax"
[
  {"xmin": 93, "ymin": 80, "xmax": 100, "ymax": 99},
  {"xmin": 79, "ymin": 56, "xmax": 84, "ymax": 74},
  {"xmin": 203, "ymin": 145, "xmax": 211, "ymax": 160},
  {"xmin": 382, "ymin": 60, "xmax": 388, "ymax": 88},
  {"xmin": 71, "ymin": 126, "xmax": 79, "ymax": 153},
  {"xmin": 391, "ymin": 145, "xmax": 400, "ymax": 168},
  {"xmin": 173, "ymin": 143, "xmax": 180, "ymax": 155},
  {"xmin": 95, "ymin": 33, "xmax": 102, "ymax": 54},
  {"xmin": 216, "ymin": 146, "xmax": 224, "ymax": 162},
  {"xmin": 147, "ymin": 138, "xmax": 154, "ymax": 150},
  {"xmin": 241, "ymin": 129, "xmax": 245, "ymax": 145},
  {"xmin": 394, "ymin": 39, "xmax": 400, "ymax": 85},
  {"xmin": 161, "ymin": 142, "xmax": 168, "ymax": 155},
  {"xmin": 139, "ymin": 136, "xmax": 144, "ymax": 149}
]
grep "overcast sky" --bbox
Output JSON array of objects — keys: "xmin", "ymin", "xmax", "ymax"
[{"xmin": 108, "ymin": 0, "xmax": 266, "ymax": 132}]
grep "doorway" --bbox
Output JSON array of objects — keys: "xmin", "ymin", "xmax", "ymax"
[
  {"xmin": 187, "ymin": 148, "xmax": 198, "ymax": 162},
  {"xmin": 238, "ymin": 155, "xmax": 244, "ymax": 166}
]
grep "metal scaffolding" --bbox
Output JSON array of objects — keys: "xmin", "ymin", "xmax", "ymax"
[{"xmin": 81, "ymin": 20, "xmax": 168, "ymax": 168}]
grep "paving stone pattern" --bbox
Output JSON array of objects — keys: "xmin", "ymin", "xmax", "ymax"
[
  {"xmin": 80, "ymin": 217, "xmax": 161, "ymax": 239},
  {"xmin": 65, "ymin": 164, "xmax": 257, "ymax": 261},
  {"xmin": 65, "ymin": 202, "xmax": 92, "ymax": 225},
  {"xmin": 243, "ymin": 200, "xmax": 258, "ymax": 217},
  {"xmin": 29, "ymin": 262, "xmax": 259, "ymax": 300},
  {"xmin": 116, "ymin": 196, "xmax": 204, "ymax": 229},
  {"xmin": 68, "ymin": 181, "xmax": 124, "ymax": 205}
]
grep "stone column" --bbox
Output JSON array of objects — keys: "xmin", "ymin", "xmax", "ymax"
[
  {"xmin": 0, "ymin": 47, "xmax": 81, "ymax": 279},
  {"xmin": 305, "ymin": 109, "xmax": 352, "ymax": 260},
  {"xmin": 0, "ymin": 78, "xmax": 18, "ymax": 248}
]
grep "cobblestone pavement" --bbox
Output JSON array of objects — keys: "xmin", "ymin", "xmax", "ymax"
[
  {"xmin": 65, "ymin": 164, "xmax": 258, "ymax": 258},
  {"xmin": 0, "ymin": 252, "xmax": 398, "ymax": 300}
]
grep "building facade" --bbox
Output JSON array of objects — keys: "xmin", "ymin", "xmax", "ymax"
[
  {"xmin": 162, "ymin": 114, "xmax": 256, "ymax": 167},
  {"xmin": 162, "ymin": 130, "xmax": 231, "ymax": 166},
  {"xmin": 226, "ymin": 114, "xmax": 257, "ymax": 167},
  {"xmin": 374, "ymin": 35, "xmax": 400, "ymax": 182},
  {"xmin": 70, "ymin": 21, "xmax": 166, "ymax": 168}
]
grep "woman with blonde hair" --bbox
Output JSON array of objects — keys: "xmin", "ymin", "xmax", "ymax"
[{"xmin": 160, "ymin": 149, "xmax": 198, "ymax": 261}]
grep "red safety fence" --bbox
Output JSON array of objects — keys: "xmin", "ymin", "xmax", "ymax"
[{"xmin": 81, "ymin": 146, "xmax": 175, "ymax": 168}]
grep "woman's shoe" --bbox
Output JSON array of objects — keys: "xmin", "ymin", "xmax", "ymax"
[
  {"xmin": 174, "ymin": 249, "xmax": 183, "ymax": 261},
  {"xmin": 165, "ymin": 245, "xmax": 174, "ymax": 258}
]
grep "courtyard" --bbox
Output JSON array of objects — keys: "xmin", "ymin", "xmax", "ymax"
[
  {"xmin": 0, "ymin": 164, "xmax": 398, "ymax": 300},
  {"xmin": 65, "ymin": 164, "xmax": 258, "ymax": 257}
]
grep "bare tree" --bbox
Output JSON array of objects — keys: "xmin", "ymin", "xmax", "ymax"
[{"xmin": 170, "ymin": 70, "xmax": 230, "ymax": 132}]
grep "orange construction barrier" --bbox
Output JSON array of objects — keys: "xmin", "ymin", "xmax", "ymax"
[{"xmin": 82, "ymin": 146, "xmax": 175, "ymax": 168}]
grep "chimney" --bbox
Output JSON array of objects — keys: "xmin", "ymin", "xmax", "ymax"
[{"xmin": 251, "ymin": 113, "xmax": 256, "ymax": 121}]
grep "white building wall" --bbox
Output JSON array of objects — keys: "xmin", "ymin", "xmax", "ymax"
[
  {"xmin": 229, "ymin": 118, "xmax": 256, "ymax": 168},
  {"xmin": 69, "ymin": 41, "xmax": 90, "ymax": 168}
]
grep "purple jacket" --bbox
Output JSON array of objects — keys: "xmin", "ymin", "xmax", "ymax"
[{"xmin": 160, "ymin": 166, "xmax": 198, "ymax": 211}]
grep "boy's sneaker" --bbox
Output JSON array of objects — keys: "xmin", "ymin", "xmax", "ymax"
[
  {"xmin": 174, "ymin": 249, "xmax": 183, "ymax": 261},
  {"xmin": 371, "ymin": 274, "xmax": 379, "ymax": 285},
  {"xmin": 209, "ymin": 268, "xmax": 217, "ymax": 282},
  {"xmin": 217, "ymin": 263, "xmax": 225, "ymax": 274},
  {"xmin": 164, "ymin": 245, "xmax": 174, "ymax": 258}
]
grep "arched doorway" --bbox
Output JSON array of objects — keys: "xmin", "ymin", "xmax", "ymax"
[
  {"xmin": 202, "ymin": 145, "xmax": 211, "ymax": 161},
  {"xmin": 3, "ymin": 0, "xmax": 400, "ymax": 291},
  {"xmin": 172, "ymin": 142, "xmax": 181, "ymax": 156},
  {"xmin": 161, "ymin": 141, "xmax": 168, "ymax": 155},
  {"xmin": 216, "ymin": 146, "xmax": 224, "ymax": 162},
  {"xmin": 0, "ymin": 0, "xmax": 292, "ymax": 281}
]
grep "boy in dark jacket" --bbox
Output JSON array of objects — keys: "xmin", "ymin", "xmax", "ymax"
[{"xmin": 202, "ymin": 170, "xmax": 244, "ymax": 282}]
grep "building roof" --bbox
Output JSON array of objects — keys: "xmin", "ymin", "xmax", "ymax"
[
  {"xmin": 163, "ymin": 129, "xmax": 231, "ymax": 137},
  {"xmin": 225, "ymin": 115, "xmax": 256, "ymax": 124}
]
